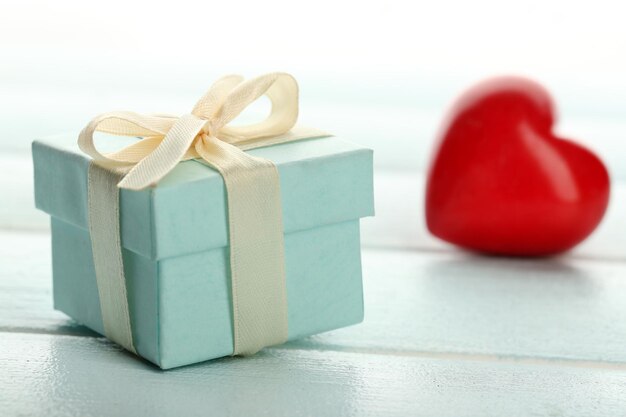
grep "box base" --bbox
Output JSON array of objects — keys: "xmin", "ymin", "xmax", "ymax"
[{"xmin": 51, "ymin": 217, "xmax": 365, "ymax": 369}]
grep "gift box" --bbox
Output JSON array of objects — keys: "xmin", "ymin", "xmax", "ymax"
[{"xmin": 32, "ymin": 75, "xmax": 374, "ymax": 369}]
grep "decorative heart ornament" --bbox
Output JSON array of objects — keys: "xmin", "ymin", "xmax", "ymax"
[{"xmin": 425, "ymin": 77, "xmax": 610, "ymax": 256}]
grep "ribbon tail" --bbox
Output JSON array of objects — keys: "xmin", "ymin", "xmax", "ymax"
[
  {"xmin": 118, "ymin": 115, "xmax": 206, "ymax": 190},
  {"xmin": 88, "ymin": 162, "xmax": 137, "ymax": 354}
]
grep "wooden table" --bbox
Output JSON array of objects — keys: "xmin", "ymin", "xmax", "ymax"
[{"xmin": 2, "ymin": 161, "xmax": 626, "ymax": 416}]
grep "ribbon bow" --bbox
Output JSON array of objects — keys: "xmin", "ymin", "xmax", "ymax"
[
  {"xmin": 79, "ymin": 72, "xmax": 322, "ymax": 189},
  {"xmin": 80, "ymin": 73, "xmax": 327, "ymax": 358}
]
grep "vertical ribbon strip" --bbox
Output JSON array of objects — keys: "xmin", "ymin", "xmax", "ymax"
[
  {"xmin": 88, "ymin": 162, "xmax": 136, "ymax": 354},
  {"xmin": 80, "ymin": 73, "xmax": 328, "ymax": 356},
  {"xmin": 196, "ymin": 136, "xmax": 288, "ymax": 355}
]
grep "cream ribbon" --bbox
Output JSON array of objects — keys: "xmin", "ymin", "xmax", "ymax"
[{"xmin": 79, "ymin": 73, "xmax": 328, "ymax": 356}]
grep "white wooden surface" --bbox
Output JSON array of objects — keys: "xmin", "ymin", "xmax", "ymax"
[
  {"xmin": 2, "ymin": 88, "xmax": 626, "ymax": 416},
  {"xmin": 3, "ymin": 208, "xmax": 626, "ymax": 416},
  {"xmin": 5, "ymin": 333, "xmax": 626, "ymax": 417}
]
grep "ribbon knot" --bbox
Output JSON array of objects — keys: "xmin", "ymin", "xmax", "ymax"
[{"xmin": 200, "ymin": 122, "xmax": 219, "ymax": 138}]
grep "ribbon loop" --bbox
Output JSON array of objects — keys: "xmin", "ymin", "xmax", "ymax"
[
  {"xmin": 192, "ymin": 75, "xmax": 244, "ymax": 120},
  {"xmin": 218, "ymin": 73, "xmax": 299, "ymax": 143}
]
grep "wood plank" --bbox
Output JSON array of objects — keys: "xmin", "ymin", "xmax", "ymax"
[
  {"xmin": 3, "ymin": 231, "xmax": 626, "ymax": 364},
  {"xmin": 292, "ymin": 249, "xmax": 626, "ymax": 364},
  {"xmin": 2, "ymin": 332, "xmax": 626, "ymax": 417}
]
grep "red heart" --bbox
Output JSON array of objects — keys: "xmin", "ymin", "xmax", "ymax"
[{"xmin": 425, "ymin": 77, "xmax": 610, "ymax": 256}]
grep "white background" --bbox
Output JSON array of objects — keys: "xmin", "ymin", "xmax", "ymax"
[{"xmin": 2, "ymin": 0, "xmax": 626, "ymax": 229}]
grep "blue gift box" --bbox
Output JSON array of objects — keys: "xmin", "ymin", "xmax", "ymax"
[{"xmin": 33, "ymin": 134, "xmax": 374, "ymax": 369}]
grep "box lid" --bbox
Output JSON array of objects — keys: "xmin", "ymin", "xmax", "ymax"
[{"xmin": 33, "ymin": 134, "xmax": 374, "ymax": 260}]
